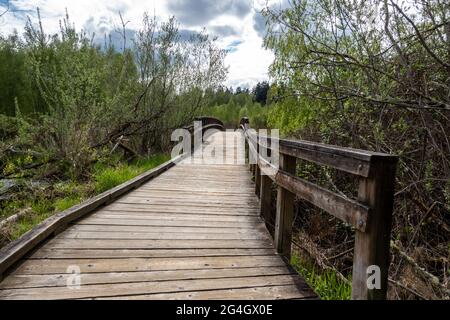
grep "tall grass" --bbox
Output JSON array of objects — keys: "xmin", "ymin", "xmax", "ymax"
[
  {"xmin": 291, "ymin": 254, "xmax": 352, "ymax": 300},
  {"xmin": 93, "ymin": 154, "xmax": 169, "ymax": 193}
]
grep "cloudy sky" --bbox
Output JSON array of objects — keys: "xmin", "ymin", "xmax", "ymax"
[{"xmin": 0, "ymin": 0, "xmax": 285, "ymax": 88}]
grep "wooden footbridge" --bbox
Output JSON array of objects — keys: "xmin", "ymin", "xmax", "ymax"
[{"xmin": 0, "ymin": 117, "xmax": 397, "ymax": 300}]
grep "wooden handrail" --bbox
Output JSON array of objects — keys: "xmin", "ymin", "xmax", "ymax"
[{"xmin": 239, "ymin": 117, "xmax": 398, "ymax": 300}]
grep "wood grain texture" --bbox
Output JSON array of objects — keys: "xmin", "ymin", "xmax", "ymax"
[
  {"xmin": 0, "ymin": 131, "xmax": 316, "ymax": 300},
  {"xmin": 274, "ymin": 154, "xmax": 296, "ymax": 259}
]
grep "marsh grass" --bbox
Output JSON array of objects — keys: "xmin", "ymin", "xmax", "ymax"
[
  {"xmin": 291, "ymin": 254, "xmax": 352, "ymax": 300},
  {"xmin": 93, "ymin": 154, "xmax": 170, "ymax": 193}
]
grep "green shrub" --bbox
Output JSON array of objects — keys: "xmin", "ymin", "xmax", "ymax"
[{"xmin": 0, "ymin": 114, "xmax": 18, "ymax": 140}]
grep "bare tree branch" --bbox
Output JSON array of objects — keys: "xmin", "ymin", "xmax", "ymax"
[{"xmin": 0, "ymin": 0, "xmax": 9, "ymax": 18}]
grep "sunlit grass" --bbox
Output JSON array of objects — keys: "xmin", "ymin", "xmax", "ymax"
[
  {"xmin": 93, "ymin": 154, "xmax": 170, "ymax": 193},
  {"xmin": 291, "ymin": 254, "xmax": 352, "ymax": 300}
]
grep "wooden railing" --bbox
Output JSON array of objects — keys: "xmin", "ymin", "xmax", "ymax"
[{"xmin": 239, "ymin": 117, "xmax": 398, "ymax": 300}]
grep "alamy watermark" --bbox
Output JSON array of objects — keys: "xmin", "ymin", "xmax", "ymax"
[{"xmin": 66, "ymin": 265, "xmax": 81, "ymax": 289}]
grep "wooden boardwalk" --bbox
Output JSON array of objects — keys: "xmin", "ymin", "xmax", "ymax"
[{"xmin": 0, "ymin": 132, "xmax": 316, "ymax": 300}]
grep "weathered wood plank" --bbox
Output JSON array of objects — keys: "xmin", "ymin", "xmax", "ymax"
[
  {"xmin": 27, "ymin": 248, "xmax": 277, "ymax": 260},
  {"xmin": 1, "ymin": 266, "xmax": 294, "ymax": 289},
  {"xmin": 274, "ymin": 154, "xmax": 296, "ymax": 259},
  {"xmin": 11, "ymin": 255, "xmax": 285, "ymax": 275},
  {"xmin": 76, "ymin": 218, "xmax": 261, "ymax": 228},
  {"xmin": 274, "ymin": 169, "xmax": 370, "ymax": 232},
  {"xmin": 259, "ymin": 174, "xmax": 273, "ymax": 223},
  {"xmin": 96, "ymin": 208, "xmax": 259, "ymax": 217},
  {"xmin": 87, "ymin": 212, "xmax": 261, "ymax": 223},
  {"xmin": 96, "ymin": 284, "xmax": 317, "ymax": 300},
  {"xmin": 56, "ymin": 231, "xmax": 270, "ymax": 241},
  {"xmin": 42, "ymin": 238, "xmax": 275, "ymax": 250},
  {"xmin": 255, "ymin": 133, "xmax": 397, "ymax": 177},
  {"xmin": 65, "ymin": 224, "xmax": 266, "ymax": 234},
  {"xmin": 352, "ymin": 161, "xmax": 397, "ymax": 300},
  {"xmin": 103, "ymin": 203, "xmax": 259, "ymax": 214},
  {"xmin": 0, "ymin": 275, "xmax": 310, "ymax": 300}
]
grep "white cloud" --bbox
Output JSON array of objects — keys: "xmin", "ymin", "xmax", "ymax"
[{"xmin": 0, "ymin": 0, "xmax": 274, "ymax": 88}]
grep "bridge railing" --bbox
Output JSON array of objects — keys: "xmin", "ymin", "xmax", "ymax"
[{"xmin": 239, "ymin": 117, "xmax": 398, "ymax": 300}]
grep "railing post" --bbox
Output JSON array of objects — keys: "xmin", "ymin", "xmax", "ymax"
[
  {"xmin": 274, "ymin": 153, "xmax": 297, "ymax": 259},
  {"xmin": 352, "ymin": 160, "xmax": 397, "ymax": 300},
  {"xmin": 259, "ymin": 136, "xmax": 273, "ymax": 222},
  {"xmin": 259, "ymin": 174, "xmax": 272, "ymax": 222},
  {"xmin": 255, "ymin": 143, "xmax": 261, "ymax": 197}
]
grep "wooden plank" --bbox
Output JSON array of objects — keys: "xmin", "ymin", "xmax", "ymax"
[
  {"xmin": 352, "ymin": 161, "xmax": 397, "ymax": 300},
  {"xmin": 42, "ymin": 238, "xmax": 275, "ymax": 250},
  {"xmin": 122, "ymin": 193, "xmax": 258, "ymax": 202},
  {"xmin": 274, "ymin": 154, "xmax": 296, "ymax": 259},
  {"xmin": 27, "ymin": 248, "xmax": 277, "ymax": 259},
  {"xmin": 104, "ymin": 203, "xmax": 259, "ymax": 214},
  {"xmin": 56, "ymin": 231, "xmax": 270, "ymax": 241},
  {"xmin": 259, "ymin": 174, "xmax": 273, "ymax": 223},
  {"xmin": 126, "ymin": 191, "xmax": 257, "ymax": 201},
  {"xmin": 247, "ymin": 125, "xmax": 397, "ymax": 178},
  {"xmin": 1, "ymin": 266, "xmax": 294, "ymax": 289},
  {"xmin": 65, "ymin": 224, "xmax": 265, "ymax": 234},
  {"xmin": 0, "ymin": 275, "xmax": 307, "ymax": 300},
  {"xmin": 96, "ymin": 208, "xmax": 258, "ymax": 217},
  {"xmin": 0, "ymin": 155, "xmax": 184, "ymax": 278},
  {"xmin": 267, "ymin": 135, "xmax": 396, "ymax": 177},
  {"xmin": 88, "ymin": 212, "xmax": 261, "ymax": 223},
  {"xmin": 134, "ymin": 188, "xmax": 255, "ymax": 197},
  {"xmin": 12, "ymin": 256, "xmax": 285, "ymax": 275},
  {"xmin": 75, "ymin": 218, "xmax": 260, "ymax": 228},
  {"xmin": 116, "ymin": 197, "xmax": 258, "ymax": 207},
  {"xmin": 97, "ymin": 284, "xmax": 316, "ymax": 300}
]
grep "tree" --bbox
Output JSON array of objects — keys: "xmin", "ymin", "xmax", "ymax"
[
  {"xmin": 263, "ymin": 0, "xmax": 450, "ymax": 299},
  {"xmin": 5, "ymin": 10, "xmax": 228, "ymax": 177},
  {"xmin": 253, "ymin": 81, "xmax": 270, "ymax": 105}
]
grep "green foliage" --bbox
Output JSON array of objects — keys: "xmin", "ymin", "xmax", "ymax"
[
  {"xmin": 0, "ymin": 33, "xmax": 40, "ymax": 116},
  {"xmin": 54, "ymin": 196, "xmax": 82, "ymax": 211},
  {"xmin": 262, "ymin": 0, "xmax": 449, "ymax": 299},
  {"xmin": 291, "ymin": 254, "xmax": 352, "ymax": 300},
  {"xmin": 0, "ymin": 114, "xmax": 18, "ymax": 140},
  {"xmin": 202, "ymin": 86, "xmax": 270, "ymax": 128},
  {"xmin": 1, "ymin": 10, "xmax": 228, "ymax": 179},
  {"xmin": 267, "ymin": 96, "xmax": 320, "ymax": 136}
]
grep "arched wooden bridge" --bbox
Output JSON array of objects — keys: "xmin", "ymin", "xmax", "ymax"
[{"xmin": 0, "ymin": 117, "xmax": 397, "ymax": 300}]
